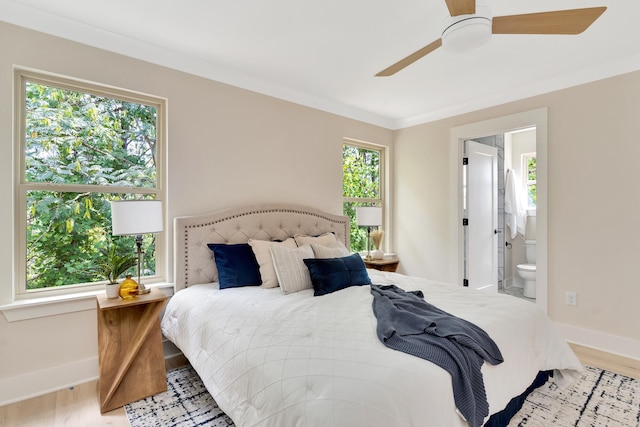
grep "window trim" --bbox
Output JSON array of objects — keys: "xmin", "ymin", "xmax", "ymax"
[
  {"xmin": 0, "ymin": 283, "xmax": 174, "ymax": 322},
  {"xmin": 342, "ymin": 138, "xmax": 387, "ymax": 251},
  {"xmin": 522, "ymin": 152, "xmax": 537, "ymax": 210},
  {"xmin": 342, "ymin": 139, "xmax": 386, "ymax": 205},
  {"xmin": 12, "ymin": 67, "xmax": 167, "ymax": 302}
]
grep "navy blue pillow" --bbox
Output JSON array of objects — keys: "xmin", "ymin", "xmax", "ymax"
[
  {"xmin": 303, "ymin": 253, "xmax": 371, "ymax": 296},
  {"xmin": 208, "ymin": 243, "xmax": 261, "ymax": 289}
]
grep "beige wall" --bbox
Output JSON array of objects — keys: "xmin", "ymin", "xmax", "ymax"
[
  {"xmin": 1, "ymin": 18, "xmax": 639, "ymax": 405},
  {"xmin": 394, "ymin": 71, "xmax": 640, "ymax": 349},
  {"xmin": 0, "ymin": 22, "xmax": 392, "ymax": 404}
]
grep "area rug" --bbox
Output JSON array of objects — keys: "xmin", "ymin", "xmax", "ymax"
[
  {"xmin": 125, "ymin": 365, "xmax": 639, "ymax": 427},
  {"xmin": 508, "ymin": 366, "xmax": 640, "ymax": 426},
  {"xmin": 124, "ymin": 365, "xmax": 233, "ymax": 427}
]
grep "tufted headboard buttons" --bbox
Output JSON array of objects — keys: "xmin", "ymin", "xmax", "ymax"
[{"xmin": 173, "ymin": 203, "xmax": 350, "ymax": 291}]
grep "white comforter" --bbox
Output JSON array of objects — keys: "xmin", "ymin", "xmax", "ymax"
[{"xmin": 161, "ymin": 270, "xmax": 582, "ymax": 427}]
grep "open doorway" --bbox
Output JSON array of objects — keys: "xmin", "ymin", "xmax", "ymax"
[
  {"xmin": 502, "ymin": 128, "xmax": 537, "ymax": 301},
  {"xmin": 450, "ymin": 108, "xmax": 548, "ymax": 313},
  {"xmin": 463, "ymin": 130, "xmax": 537, "ymax": 301}
]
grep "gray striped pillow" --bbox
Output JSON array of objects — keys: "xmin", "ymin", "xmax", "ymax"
[{"xmin": 270, "ymin": 244, "xmax": 314, "ymax": 295}]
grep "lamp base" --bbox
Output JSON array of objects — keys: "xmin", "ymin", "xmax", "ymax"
[
  {"xmin": 135, "ymin": 235, "xmax": 151, "ymax": 294},
  {"xmin": 371, "ymin": 249, "xmax": 384, "ymax": 260}
]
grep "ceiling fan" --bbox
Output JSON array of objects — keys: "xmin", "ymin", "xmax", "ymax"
[{"xmin": 376, "ymin": 0, "xmax": 606, "ymax": 76}]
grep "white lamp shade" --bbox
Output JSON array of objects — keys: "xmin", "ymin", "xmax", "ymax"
[
  {"xmin": 356, "ymin": 206, "xmax": 382, "ymax": 227},
  {"xmin": 111, "ymin": 200, "xmax": 163, "ymax": 236}
]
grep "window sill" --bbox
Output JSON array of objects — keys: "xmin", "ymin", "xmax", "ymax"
[{"xmin": 0, "ymin": 283, "xmax": 175, "ymax": 322}]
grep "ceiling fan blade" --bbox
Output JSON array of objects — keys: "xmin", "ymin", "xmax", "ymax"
[
  {"xmin": 445, "ymin": 0, "xmax": 476, "ymax": 17},
  {"xmin": 492, "ymin": 7, "xmax": 606, "ymax": 35},
  {"xmin": 375, "ymin": 39, "xmax": 443, "ymax": 77}
]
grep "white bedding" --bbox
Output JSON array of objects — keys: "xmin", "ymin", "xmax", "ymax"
[{"xmin": 161, "ymin": 270, "xmax": 582, "ymax": 427}]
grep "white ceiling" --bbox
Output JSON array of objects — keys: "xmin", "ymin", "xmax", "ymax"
[{"xmin": 2, "ymin": 0, "xmax": 640, "ymax": 129}]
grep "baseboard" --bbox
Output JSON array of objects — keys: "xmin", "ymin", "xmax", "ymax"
[
  {"xmin": 0, "ymin": 341, "xmax": 183, "ymax": 407},
  {"xmin": 163, "ymin": 338, "xmax": 182, "ymax": 359},
  {"xmin": 555, "ymin": 322, "xmax": 640, "ymax": 361},
  {"xmin": 503, "ymin": 277, "xmax": 523, "ymax": 289},
  {"xmin": 0, "ymin": 356, "xmax": 98, "ymax": 407}
]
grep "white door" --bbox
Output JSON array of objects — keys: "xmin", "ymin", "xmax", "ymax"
[{"xmin": 466, "ymin": 140, "xmax": 498, "ymax": 292}]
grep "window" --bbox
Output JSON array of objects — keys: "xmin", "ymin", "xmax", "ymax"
[
  {"xmin": 523, "ymin": 153, "xmax": 537, "ymax": 209},
  {"xmin": 342, "ymin": 140, "xmax": 384, "ymax": 252},
  {"xmin": 15, "ymin": 69, "xmax": 165, "ymax": 299}
]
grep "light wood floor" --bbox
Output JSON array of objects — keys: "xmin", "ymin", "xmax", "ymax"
[
  {"xmin": 569, "ymin": 343, "xmax": 640, "ymax": 381},
  {"xmin": 1, "ymin": 347, "xmax": 638, "ymax": 427},
  {"xmin": 0, "ymin": 355, "xmax": 187, "ymax": 427}
]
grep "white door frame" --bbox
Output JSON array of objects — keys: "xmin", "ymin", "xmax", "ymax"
[{"xmin": 449, "ymin": 108, "xmax": 548, "ymax": 313}]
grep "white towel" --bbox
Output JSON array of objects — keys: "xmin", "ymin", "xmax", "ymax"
[{"xmin": 505, "ymin": 169, "xmax": 526, "ymax": 239}]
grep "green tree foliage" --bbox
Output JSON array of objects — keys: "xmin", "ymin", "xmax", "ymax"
[
  {"xmin": 342, "ymin": 145, "xmax": 380, "ymax": 252},
  {"xmin": 527, "ymin": 156, "xmax": 537, "ymax": 207},
  {"xmin": 24, "ymin": 82, "xmax": 157, "ymax": 289}
]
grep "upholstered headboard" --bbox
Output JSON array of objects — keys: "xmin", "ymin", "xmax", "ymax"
[{"xmin": 173, "ymin": 203, "xmax": 350, "ymax": 291}]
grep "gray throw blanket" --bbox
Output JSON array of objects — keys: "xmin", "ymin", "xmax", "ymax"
[{"xmin": 370, "ymin": 284, "xmax": 503, "ymax": 427}]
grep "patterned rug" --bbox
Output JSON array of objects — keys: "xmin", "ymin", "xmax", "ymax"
[
  {"xmin": 125, "ymin": 365, "xmax": 639, "ymax": 427},
  {"xmin": 508, "ymin": 365, "xmax": 640, "ymax": 426},
  {"xmin": 125, "ymin": 365, "xmax": 233, "ymax": 427}
]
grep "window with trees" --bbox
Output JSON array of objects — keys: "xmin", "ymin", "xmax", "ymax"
[
  {"xmin": 342, "ymin": 141, "xmax": 384, "ymax": 252},
  {"xmin": 15, "ymin": 69, "xmax": 165, "ymax": 298},
  {"xmin": 523, "ymin": 153, "xmax": 537, "ymax": 209}
]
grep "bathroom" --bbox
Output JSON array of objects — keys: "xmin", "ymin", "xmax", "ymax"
[{"xmin": 472, "ymin": 127, "xmax": 537, "ymax": 302}]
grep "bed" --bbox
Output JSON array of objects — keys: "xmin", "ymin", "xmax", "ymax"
[{"xmin": 161, "ymin": 203, "xmax": 582, "ymax": 427}]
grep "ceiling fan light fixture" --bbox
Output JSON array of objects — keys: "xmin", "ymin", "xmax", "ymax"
[
  {"xmin": 375, "ymin": 1, "xmax": 606, "ymax": 76},
  {"xmin": 442, "ymin": 16, "xmax": 492, "ymax": 53}
]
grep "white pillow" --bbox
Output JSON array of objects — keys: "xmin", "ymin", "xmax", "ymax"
[
  {"xmin": 311, "ymin": 241, "xmax": 350, "ymax": 259},
  {"xmin": 270, "ymin": 244, "xmax": 314, "ymax": 295},
  {"xmin": 294, "ymin": 232, "xmax": 338, "ymax": 247},
  {"xmin": 248, "ymin": 238, "xmax": 297, "ymax": 288}
]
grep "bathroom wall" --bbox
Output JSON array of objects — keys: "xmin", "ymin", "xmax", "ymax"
[{"xmin": 505, "ymin": 129, "xmax": 536, "ymax": 288}]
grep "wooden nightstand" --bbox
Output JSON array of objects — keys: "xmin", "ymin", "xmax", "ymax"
[
  {"xmin": 364, "ymin": 257, "xmax": 400, "ymax": 272},
  {"xmin": 97, "ymin": 287, "xmax": 168, "ymax": 413}
]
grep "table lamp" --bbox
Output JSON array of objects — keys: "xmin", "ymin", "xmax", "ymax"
[
  {"xmin": 110, "ymin": 200, "xmax": 163, "ymax": 294},
  {"xmin": 356, "ymin": 206, "xmax": 382, "ymax": 260}
]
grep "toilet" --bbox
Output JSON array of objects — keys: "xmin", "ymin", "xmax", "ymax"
[
  {"xmin": 516, "ymin": 240, "xmax": 536, "ymax": 298},
  {"xmin": 515, "ymin": 211, "xmax": 537, "ymax": 299}
]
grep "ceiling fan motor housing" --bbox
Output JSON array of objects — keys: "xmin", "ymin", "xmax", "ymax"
[{"xmin": 441, "ymin": 3, "xmax": 492, "ymax": 53}]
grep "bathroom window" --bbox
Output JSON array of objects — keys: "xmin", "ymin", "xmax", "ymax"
[{"xmin": 523, "ymin": 153, "xmax": 536, "ymax": 208}]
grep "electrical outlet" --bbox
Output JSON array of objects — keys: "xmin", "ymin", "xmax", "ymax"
[{"xmin": 565, "ymin": 292, "xmax": 577, "ymax": 306}]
